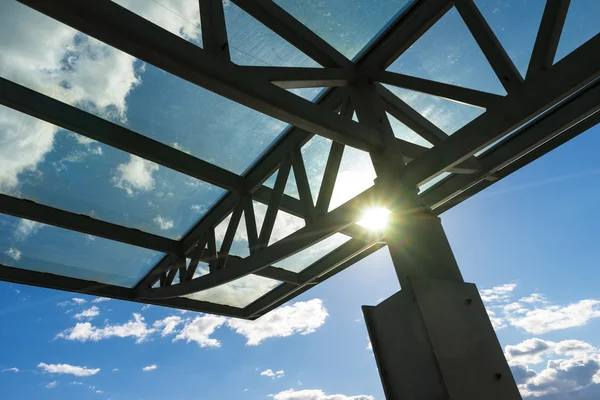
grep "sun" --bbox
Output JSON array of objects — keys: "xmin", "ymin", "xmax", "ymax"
[{"xmin": 357, "ymin": 208, "xmax": 391, "ymax": 231}]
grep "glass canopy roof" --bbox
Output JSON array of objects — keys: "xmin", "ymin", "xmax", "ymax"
[{"xmin": 0, "ymin": 0, "xmax": 598, "ymax": 318}]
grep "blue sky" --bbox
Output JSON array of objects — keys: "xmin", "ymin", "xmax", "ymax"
[{"xmin": 1, "ymin": 0, "xmax": 600, "ymax": 399}]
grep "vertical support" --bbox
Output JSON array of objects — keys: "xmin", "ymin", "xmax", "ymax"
[
  {"xmin": 199, "ymin": 0, "xmax": 230, "ymax": 60},
  {"xmin": 351, "ymin": 81, "xmax": 521, "ymax": 400}
]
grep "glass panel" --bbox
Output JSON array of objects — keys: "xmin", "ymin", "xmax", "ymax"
[
  {"xmin": 386, "ymin": 7, "xmax": 506, "ymax": 95},
  {"xmin": 284, "ymin": 170, "xmax": 299, "ymax": 199},
  {"xmin": 224, "ymin": 2, "xmax": 320, "ymax": 67},
  {"xmin": 473, "ymin": 0, "xmax": 545, "ymax": 78},
  {"xmin": 300, "ymin": 135, "xmax": 331, "ymax": 204},
  {"xmin": 555, "ymin": 0, "xmax": 600, "ymax": 63},
  {"xmin": 387, "ymin": 112, "xmax": 432, "ymax": 147},
  {"xmin": 214, "ymin": 211, "xmax": 250, "ymax": 258},
  {"xmin": 0, "ymin": 214, "xmax": 162, "ymax": 287},
  {"xmin": 184, "ymin": 265, "xmax": 279, "ymax": 308},
  {"xmin": 0, "ymin": 106, "xmax": 224, "ymax": 240},
  {"xmin": 418, "ymin": 172, "xmax": 452, "ymax": 193},
  {"xmin": 113, "ymin": 0, "xmax": 203, "ymax": 47},
  {"xmin": 253, "ymin": 202, "xmax": 305, "ymax": 245},
  {"xmin": 329, "ymin": 147, "xmax": 377, "ymax": 211},
  {"xmin": 275, "ymin": 233, "xmax": 351, "ymax": 273},
  {"xmin": 0, "ymin": 1, "xmax": 291, "ymax": 175},
  {"xmin": 287, "ymin": 87, "xmax": 327, "ymax": 102},
  {"xmin": 263, "ymin": 170, "xmax": 278, "ymax": 189},
  {"xmin": 384, "ymin": 85, "xmax": 485, "ymax": 135},
  {"xmin": 274, "ymin": 0, "xmax": 415, "ymax": 60}
]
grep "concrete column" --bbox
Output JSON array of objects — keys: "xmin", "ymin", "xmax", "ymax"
[{"xmin": 350, "ymin": 82, "xmax": 522, "ymax": 400}]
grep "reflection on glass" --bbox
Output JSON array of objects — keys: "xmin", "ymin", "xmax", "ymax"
[
  {"xmin": 0, "ymin": 214, "xmax": 162, "ymax": 287},
  {"xmin": 184, "ymin": 266, "xmax": 279, "ymax": 308},
  {"xmin": 329, "ymin": 147, "xmax": 376, "ymax": 211},
  {"xmin": 384, "ymin": 86, "xmax": 485, "ymax": 135},
  {"xmin": 225, "ymin": 2, "xmax": 320, "ymax": 67},
  {"xmin": 275, "ymin": 233, "xmax": 351, "ymax": 273},
  {"xmin": 0, "ymin": 1, "xmax": 292, "ymax": 175},
  {"xmin": 274, "ymin": 0, "xmax": 414, "ymax": 60},
  {"xmin": 387, "ymin": 112, "xmax": 432, "ymax": 147},
  {"xmin": 300, "ymin": 135, "xmax": 332, "ymax": 204},
  {"xmin": 113, "ymin": 0, "xmax": 203, "ymax": 47},
  {"xmin": 473, "ymin": 0, "xmax": 544, "ymax": 77},
  {"xmin": 253, "ymin": 202, "xmax": 305, "ymax": 245},
  {"xmin": 387, "ymin": 7, "xmax": 506, "ymax": 95},
  {"xmin": 0, "ymin": 106, "xmax": 224, "ymax": 240},
  {"xmin": 555, "ymin": 0, "xmax": 600, "ymax": 63},
  {"xmin": 418, "ymin": 172, "xmax": 452, "ymax": 193}
]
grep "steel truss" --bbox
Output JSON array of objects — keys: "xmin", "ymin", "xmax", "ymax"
[{"xmin": 0, "ymin": 0, "xmax": 598, "ymax": 320}]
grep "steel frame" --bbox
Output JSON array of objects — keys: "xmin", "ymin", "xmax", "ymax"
[{"xmin": 0, "ymin": 0, "xmax": 599, "ymax": 320}]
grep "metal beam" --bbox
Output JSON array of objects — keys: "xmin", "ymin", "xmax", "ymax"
[
  {"xmin": 421, "ymin": 82, "xmax": 600, "ymax": 210},
  {"xmin": 453, "ymin": 0, "xmax": 523, "ymax": 93},
  {"xmin": 18, "ymin": 0, "xmax": 381, "ymax": 152},
  {"xmin": 241, "ymin": 67, "xmax": 357, "ymax": 89},
  {"xmin": 362, "ymin": 0, "xmax": 452, "ymax": 70},
  {"xmin": 526, "ymin": 0, "xmax": 571, "ymax": 78},
  {"xmin": 403, "ymin": 33, "xmax": 600, "ymax": 187},
  {"xmin": 0, "ymin": 78, "xmax": 244, "ymax": 193},
  {"xmin": 199, "ymin": 0, "xmax": 230, "ymax": 60},
  {"xmin": 369, "ymin": 70, "xmax": 503, "ymax": 108},
  {"xmin": 230, "ymin": 0, "xmax": 352, "ymax": 68},
  {"xmin": 0, "ymin": 264, "xmax": 246, "ymax": 318},
  {"xmin": 0, "ymin": 194, "xmax": 180, "ymax": 255}
]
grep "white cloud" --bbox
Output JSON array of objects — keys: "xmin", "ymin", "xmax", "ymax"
[
  {"xmin": 153, "ymin": 215, "xmax": 174, "ymax": 231},
  {"xmin": 153, "ymin": 315, "xmax": 183, "ymax": 336},
  {"xmin": 72, "ymin": 298, "xmax": 87, "ymax": 305},
  {"xmin": 2, "ymin": 367, "xmax": 19, "ymax": 373},
  {"xmin": 142, "ymin": 364, "xmax": 157, "ymax": 372},
  {"xmin": 14, "ymin": 219, "xmax": 43, "ymax": 241},
  {"xmin": 272, "ymin": 389, "xmax": 374, "ymax": 400},
  {"xmin": 0, "ymin": 2, "xmax": 142, "ymax": 192},
  {"xmin": 508, "ymin": 300, "xmax": 600, "ymax": 335},
  {"xmin": 191, "ymin": 204, "xmax": 207, "ymax": 213},
  {"xmin": 112, "ymin": 368, "xmax": 119, "ymax": 372},
  {"xmin": 227, "ymin": 299, "xmax": 328, "ymax": 345},
  {"xmin": 91, "ymin": 297, "xmax": 110, "ymax": 303},
  {"xmin": 38, "ymin": 362, "xmax": 100, "ymax": 376},
  {"xmin": 46, "ymin": 381, "xmax": 57, "ymax": 389},
  {"xmin": 261, "ymin": 369, "xmax": 285, "ymax": 379},
  {"xmin": 114, "ymin": 0, "xmax": 201, "ymax": 40},
  {"xmin": 480, "ymin": 284, "xmax": 600, "ymax": 335},
  {"xmin": 174, "ymin": 314, "xmax": 226, "ymax": 348},
  {"xmin": 74, "ymin": 306, "xmax": 100, "ymax": 320},
  {"xmin": 113, "ymin": 155, "xmax": 159, "ymax": 196},
  {"xmin": 480, "ymin": 283, "xmax": 517, "ymax": 303},
  {"xmin": 4, "ymin": 247, "xmax": 21, "ymax": 261},
  {"xmin": 56, "ymin": 313, "xmax": 155, "ymax": 344}
]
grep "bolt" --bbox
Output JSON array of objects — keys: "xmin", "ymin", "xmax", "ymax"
[
  {"xmin": 465, "ymin": 298, "xmax": 473, "ymax": 305},
  {"xmin": 495, "ymin": 373, "xmax": 503, "ymax": 380}
]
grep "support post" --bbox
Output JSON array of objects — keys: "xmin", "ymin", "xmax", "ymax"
[{"xmin": 350, "ymin": 82, "xmax": 522, "ymax": 400}]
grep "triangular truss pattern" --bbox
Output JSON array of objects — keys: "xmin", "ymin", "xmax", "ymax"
[
  {"xmin": 386, "ymin": 6, "xmax": 506, "ymax": 95},
  {"xmin": 554, "ymin": 0, "xmax": 600, "ymax": 64},
  {"xmin": 1, "ymin": 0, "xmax": 598, "ymax": 321}
]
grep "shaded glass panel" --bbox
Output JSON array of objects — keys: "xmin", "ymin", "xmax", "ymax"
[
  {"xmin": 384, "ymin": 86, "xmax": 485, "ymax": 135},
  {"xmin": 555, "ymin": 0, "xmax": 600, "ymax": 63},
  {"xmin": 300, "ymin": 135, "xmax": 332, "ymax": 204},
  {"xmin": 274, "ymin": 0, "xmax": 415, "ymax": 60},
  {"xmin": 473, "ymin": 0, "xmax": 545, "ymax": 77},
  {"xmin": 284, "ymin": 170, "xmax": 300, "ymax": 200},
  {"xmin": 387, "ymin": 7, "xmax": 506, "ymax": 95},
  {"xmin": 113, "ymin": 0, "xmax": 203, "ymax": 47},
  {"xmin": 0, "ymin": 106, "xmax": 224, "ymax": 240},
  {"xmin": 224, "ymin": 2, "xmax": 320, "ymax": 67},
  {"xmin": 418, "ymin": 172, "xmax": 452, "ymax": 194},
  {"xmin": 253, "ymin": 202, "xmax": 305, "ymax": 245},
  {"xmin": 0, "ymin": 214, "xmax": 162, "ymax": 287},
  {"xmin": 329, "ymin": 147, "xmax": 376, "ymax": 211},
  {"xmin": 275, "ymin": 233, "xmax": 351, "ymax": 273},
  {"xmin": 214, "ymin": 210, "xmax": 251, "ymax": 258},
  {"xmin": 387, "ymin": 112, "xmax": 432, "ymax": 147},
  {"xmin": 0, "ymin": 1, "xmax": 291, "ymax": 175},
  {"xmin": 184, "ymin": 264, "xmax": 279, "ymax": 308}
]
